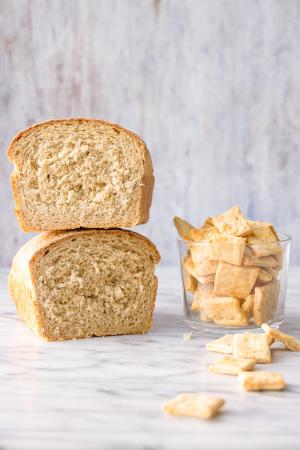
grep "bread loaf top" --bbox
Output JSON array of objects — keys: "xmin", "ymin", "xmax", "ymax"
[
  {"xmin": 8, "ymin": 118, "xmax": 154, "ymax": 231},
  {"xmin": 12, "ymin": 228, "xmax": 160, "ymax": 273}
]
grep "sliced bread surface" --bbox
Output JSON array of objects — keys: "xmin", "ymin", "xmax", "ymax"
[
  {"xmin": 8, "ymin": 229, "xmax": 160, "ymax": 341},
  {"xmin": 7, "ymin": 118, "xmax": 154, "ymax": 231}
]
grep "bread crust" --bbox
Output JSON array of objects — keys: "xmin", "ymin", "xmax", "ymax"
[
  {"xmin": 8, "ymin": 229, "xmax": 160, "ymax": 341},
  {"xmin": 7, "ymin": 118, "xmax": 154, "ymax": 231}
]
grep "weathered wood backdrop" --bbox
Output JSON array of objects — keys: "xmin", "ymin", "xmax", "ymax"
[{"xmin": 1, "ymin": 0, "xmax": 300, "ymax": 266}]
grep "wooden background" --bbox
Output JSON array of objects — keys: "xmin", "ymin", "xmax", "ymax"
[{"xmin": 1, "ymin": 0, "xmax": 300, "ymax": 266}]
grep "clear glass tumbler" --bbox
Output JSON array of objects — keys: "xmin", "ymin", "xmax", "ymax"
[{"xmin": 177, "ymin": 233, "xmax": 291, "ymax": 335}]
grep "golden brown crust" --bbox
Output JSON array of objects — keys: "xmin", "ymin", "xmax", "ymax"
[
  {"xmin": 7, "ymin": 118, "xmax": 154, "ymax": 232},
  {"xmin": 9, "ymin": 229, "xmax": 160, "ymax": 341},
  {"xmin": 8, "ymin": 264, "xmax": 43, "ymax": 337}
]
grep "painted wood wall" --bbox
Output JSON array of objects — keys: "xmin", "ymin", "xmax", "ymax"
[{"xmin": 1, "ymin": 0, "xmax": 300, "ymax": 266}]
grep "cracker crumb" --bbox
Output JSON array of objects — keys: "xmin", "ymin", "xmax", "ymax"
[{"xmin": 183, "ymin": 332, "xmax": 193, "ymax": 341}]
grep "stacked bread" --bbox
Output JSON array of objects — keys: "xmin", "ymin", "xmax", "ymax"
[{"xmin": 7, "ymin": 119, "xmax": 160, "ymax": 341}]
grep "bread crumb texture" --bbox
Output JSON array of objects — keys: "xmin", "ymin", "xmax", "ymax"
[
  {"xmin": 9, "ymin": 119, "xmax": 153, "ymax": 230},
  {"xmin": 9, "ymin": 230, "xmax": 160, "ymax": 341}
]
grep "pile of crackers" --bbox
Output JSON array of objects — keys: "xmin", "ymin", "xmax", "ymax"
[
  {"xmin": 163, "ymin": 324, "xmax": 300, "ymax": 420},
  {"xmin": 174, "ymin": 205, "xmax": 284, "ymax": 327}
]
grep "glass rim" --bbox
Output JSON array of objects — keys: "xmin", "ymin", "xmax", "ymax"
[{"xmin": 176, "ymin": 231, "xmax": 292, "ymax": 245}]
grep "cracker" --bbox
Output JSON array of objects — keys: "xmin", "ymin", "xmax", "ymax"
[
  {"xmin": 242, "ymin": 294, "xmax": 254, "ymax": 319},
  {"xmin": 257, "ymin": 268, "xmax": 273, "ymax": 285},
  {"xmin": 202, "ymin": 216, "xmax": 214, "ymax": 227},
  {"xmin": 238, "ymin": 371, "xmax": 286, "ymax": 391},
  {"xmin": 183, "ymin": 272, "xmax": 197, "ymax": 294},
  {"xmin": 261, "ymin": 323, "xmax": 300, "ymax": 352},
  {"xmin": 188, "ymin": 243, "xmax": 205, "ymax": 264},
  {"xmin": 183, "ymin": 253, "xmax": 218, "ymax": 283},
  {"xmin": 233, "ymin": 332, "xmax": 271, "ymax": 363},
  {"xmin": 243, "ymin": 247, "xmax": 278, "ymax": 268},
  {"xmin": 191, "ymin": 282, "xmax": 214, "ymax": 312},
  {"xmin": 203, "ymin": 234, "xmax": 246, "ymax": 266},
  {"xmin": 212, "ymin": 205, "xmax": 252, "ymax": 237},
  {"xmin": 264, "ymin": 267, "xmax": 280, "ymax": 278},
  {"xmin": 174, "ymin": 216, "xmax": 194, "ymax": 240},
  {"xmin": 253, "ymin": 280, "xmax": 280, "ymax": 325},
  {"xmin": 198, "ymin": 273, "xmax": 216, "ymax": 284},
  {"xmin": 274, "ymin": 252, "xmax": 283, "ymax": 270},
  {"xmin": 201, "ymin": 296, "xmax": 247, "ymax": 326},
  {"xmin": 189, "ymin": 226, "xmax": 219, "ymax": 242},
  {"xmin": 208, "ymin": 355, "xmax": 256, "ymax": 375},
  {"xmin": 247, "ymin": 220, "xmax": 282, "ymax": 258},
  {"xmin": 214, "ymin": 262, "xmax": 259, "ymax": 299},
  {"xmin": 183, "ymin": 256, "xmax": 198, "ymax": 278},
  {"xmin": 183, "ymin": 332, "xmax": 193, "ymax": 341},
  {"xmin": 249, "ymin": 242, "xmax": 282, "ymax": 258},
  {"xmin": 200, "ymin": 311, "xmax": 213, "ymax": 321},
  {"xmin": 214, "ymin": 317, "xmax": 248, "ymax": 326},
  {"xmin": 207, "ymin": 334, "xmax": 233, "ymax": 354},
  {"xmin": 189, "ymin": 248, "xmax": 218, "ymax": 274},
  {"xmin": 247, "ymin": 221, "xmax": 279, "ymax": 242},
  {"xmin": 162, "ymin": 393, "xmax": 225, "ymax": 419}
]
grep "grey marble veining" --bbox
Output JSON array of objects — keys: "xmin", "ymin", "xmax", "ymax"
[
  {"xmin": 0, "ymin": 266, "xmax": 300, "ymax": 450},
  {"xmin": 1, "ymin": 0, "xmax": 300, "ymax": 266}
]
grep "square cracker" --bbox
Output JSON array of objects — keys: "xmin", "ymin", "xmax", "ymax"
[
  {"xmin": 183, "ymin": 256, "xmax": 216, "ymax": 283},
  {"xmin": 203, "ymin": 234, "xmax": 246, "ymax": 266},
  {"xmin": 212, "ymin": 205, "xmax": 252, "ymax": 237},
  {"xmin": 201, "ymin": 296, "xmax": 248, "ymax": 326},
  {"xmin": 261, "ymin": 323, "xmax": 300, "ymax": 351},
  {"xmin": 238, "ymin": 371, "xmax": 286, "ymax": 391},
  {"xmin": 214, "ymin": 262, "xmax": 259, "ymax": 298},
  {"xmin": 257, "ymin": 268, "xmax": 273, "ymax": 285},
  {"xmin": 207, "ymin": 334, "xmax": 233, "ymax": 354},
  {"xmin": 191, "ymin": 282, "xmax": 214, "ymax": 312},
  {"xmin": 208, "ymin": 355, "xmax": 256, "ymax": 375},
  {"xmin": 189, "ymin": 247, "xmax": 218, "ymax": 274},
  {"xmin": 163, "ymin": 393, "xmax": 225, "ymax": 419},
  {"xmin": 243, "ymin": 247, "xmax": 278, "ymax": 268},
  {"xmin": 253, "ymin": 279, "xmax": 280, "ymax": 325},
  {"xmin": 249, "ymin": 242, "xmax": 282, "ymax": 258},
  {"xmin": 247, "ymin": 220, "xmax": 279, "ymax": 242},
  {"xmin": 233, "ymin": 332, "xmax": 271, "ymax": 363},
  {"xmin": 247, "ymin": 221, "xmax": 282, "ymax": 257},
  {"xmin": 189, "ymin": 226, "xmax": 219, "ymax": 242}
]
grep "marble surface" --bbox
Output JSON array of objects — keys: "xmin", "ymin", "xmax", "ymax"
[
  {"xmin": 1, "ymin": 266, "xmax": 300, "ymax": 450},
  {"xmin": 2, "ymin": 0, "xmax": 300, "ymax": 266}
]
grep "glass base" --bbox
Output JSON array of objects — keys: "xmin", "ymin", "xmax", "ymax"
[{"xmin": 184, "ymin": 316, "xmax": 284, "ymax": 337}]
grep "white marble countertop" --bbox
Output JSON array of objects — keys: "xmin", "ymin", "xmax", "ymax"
[{"xmin": 1, "ymin": 266, "xmax": 300, "ymax": 450}]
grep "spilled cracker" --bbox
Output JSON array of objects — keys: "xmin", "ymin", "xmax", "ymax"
[
  {"xmin": 262, "ymin": 323, "xmax": 300, "ymax": 352},
  {"xmin": 163, "ymin": 393, "xmax": 225, "ymax": 419},
  {"xmin": 209, "ymin": 355, "xmax": 256, "ymax": 375},
  {"xmin": 239, "ymin": 371, "xmax": 286, "ymax": 391},
  {"xmin": 233, "ymin": 332, "xmax": 271, "ymax": 363},
  {"xmin": 206, "ymin": 334, "xmax": 233, "ymax": 354}
]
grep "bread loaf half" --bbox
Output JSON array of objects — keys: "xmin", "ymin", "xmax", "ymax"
[
  {"xmin": 7, "ymin": 119, "xmax": 154, "ymax": 231},
  {"xmin": 8, "ymin": 229, "xmax": 160, "ymax": 341}
]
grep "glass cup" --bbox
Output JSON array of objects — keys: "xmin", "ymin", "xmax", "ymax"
[{"xmin": 177, "ymin": 233, "xmax": 291, "ymax": 335}]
